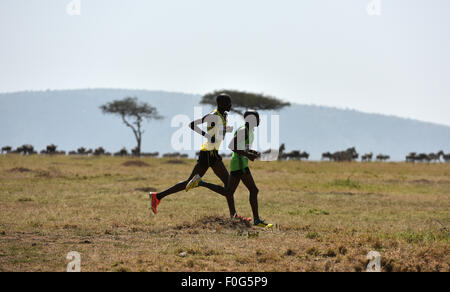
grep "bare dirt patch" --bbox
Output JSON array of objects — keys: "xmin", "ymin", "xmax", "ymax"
[
  {"xmin": 410, "ymin": 179, "xmax": 433, "ymax": 184},
  {"xmin": 8, "ymin": 167, "xmax": 32, "ymax": 173},
  {"xmin": 35, "ymin": 170, "xmax": 52, "ymax": 178},
  {"xmin": 175, "ymin": 216, "xmax": 252, "ymax": 231},
  {"xmin": 33, "ymin": 169, "xmax": 66, "ymax": 179},
  {"xmin": 17, "ymin": 198, "xmax": 33, "ymax": 202},
  {"xmin": 122, "ymin": 160, "xmax": 150, "ymax": 167},
  {"xmin": 408, "ymin": 179, "xmax": 450, "ymax": 186},
  {"xmin": 308, "ymin": 191, "xmax": 384, "ymax": 197}
]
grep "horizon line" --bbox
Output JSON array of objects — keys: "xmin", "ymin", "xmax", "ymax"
[{"xmin": 1, "ymin": 87, "xmax": 449, "ymax": 128}]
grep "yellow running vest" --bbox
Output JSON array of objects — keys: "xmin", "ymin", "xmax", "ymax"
[{"xmin": 200, "ymin": 109, "xmax": 227, "ymax": 151}]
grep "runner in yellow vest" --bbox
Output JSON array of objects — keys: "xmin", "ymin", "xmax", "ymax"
[
  {"xmin": 149, "ymin": 94, "xmax": 234, "ymax": 215},
  {"xmin": 185, "ymin": 111, "xmax": 273, "ymax": 228}
]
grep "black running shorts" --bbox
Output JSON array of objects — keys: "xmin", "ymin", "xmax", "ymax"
[{"xmin": 197, "ymin": 150, "xmax": 222, "ymax": 167}]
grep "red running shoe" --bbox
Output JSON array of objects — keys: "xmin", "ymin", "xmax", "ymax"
[
  {"xmin": 233, "ymin": 213, "xmax": 252, "ymax": 222},
  {"xmin": 149, "ymin": 192, "xmax": 160, "ymax": 214}
]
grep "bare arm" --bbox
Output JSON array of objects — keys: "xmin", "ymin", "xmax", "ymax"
[
  {"xmin": 228, "ymin": 128, "xmax": 258, "ymax": 161},
  {"xmin": 189, "ymin": 115, "xmax": 208, "ymax": 138},
  {"xmin": 189, "ymin": 114, "xmax": 221, "ymax": 141}
]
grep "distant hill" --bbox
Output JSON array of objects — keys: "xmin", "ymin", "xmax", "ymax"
[{"xmin": 1, "ymin": 89, "xmax": 449, "ymax": 160}]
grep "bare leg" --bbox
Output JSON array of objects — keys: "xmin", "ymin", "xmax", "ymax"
[
  {"xmin": 203, "ymin": 161, "xmax": 240, "ymax": 216},
  {"xmin": 201, "ymin": 160, "xmax": 229, "ymax": 196},
  {"xmin": 241, "ymin": 173, "xmax": 259, "ymax": 221},
  {"xmin": 157, "ymin": 163, "xmax": 208, "ymax": 200},
  {"xmin": 200, "ymin": 181, "xmax": 227, "ymax": 196},
  {"xmin": 201, "ymin": 174, "xmax": 241, "ymax": 217}
]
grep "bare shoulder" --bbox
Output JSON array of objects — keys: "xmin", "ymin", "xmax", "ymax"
[{"xmin": 202, "ymin": 112, "xmax": 220, "ymax": 123}]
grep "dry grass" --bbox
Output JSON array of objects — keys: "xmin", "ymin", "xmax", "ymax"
[{"xmin": 0, "ymin": 155, "xmax": 449, "ymax": 272}]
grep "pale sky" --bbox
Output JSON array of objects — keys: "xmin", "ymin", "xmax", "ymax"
[{"xmin": 1, "ymin": 0, "xmax": 450, "ymax": 125}]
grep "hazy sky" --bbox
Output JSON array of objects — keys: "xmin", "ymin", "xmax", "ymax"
[{"xmin": 1, "ymin": 0, "xmax": 450, "ymax": 125}]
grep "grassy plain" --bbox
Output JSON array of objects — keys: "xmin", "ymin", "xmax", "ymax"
[{"xmin": 0, "ymin": 155, "xmax": 449, "ymax": 272}]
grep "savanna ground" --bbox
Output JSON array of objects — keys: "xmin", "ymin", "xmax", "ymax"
[{"xmin": 0, "ymin": 155, "xmax": 449, "ymax": 272}]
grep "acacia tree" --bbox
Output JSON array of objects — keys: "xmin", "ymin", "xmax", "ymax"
[
  {"xmin": 201, "ymin": 89, "xmax": 290, "ymax": 116},
  {"xmin": 100, "ymin": 97, "xmax": 163, "ymax": 156}
]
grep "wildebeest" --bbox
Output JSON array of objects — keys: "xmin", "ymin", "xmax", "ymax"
[
  {"xmin": 131, "ymin": 147, "xmax": 140, "ymax": 157},
  {"xmin": 163, "ymin": 152, "xmax": 181, "ymax": 158},
  {"xmin": 376, "ymin": 154, "xmax": 390, "ymax": 162},
  {"xmin": 282, "ymin": 150, "xmax": 300, "ymax": 160},
  {"xmin": 46, "ymin": 144, "xmax": 57, "ymax": 154},
  {"xmin": 361, "ymin": 153, "xmax": 373, "ymax": 162},
  {"xmin": 278, "ymin": 144, "xmax": 286, "ymax": 161},
  {"xmin": 1, "ymin": 146, "xmax": 12, "ymax": 154},
  {"xmin": 406, "ymin": 152, "xmax": 417, "ymax": 163},
  {"xmin": 77, "ymin": 147, "xmax": 87, "ymax": 155},
  {"xmin": 299, "ymin": 151, "xmax": 309, "ymax": 160},
  {"xmin": 75, "ymin": 147, "xmax": 93, "ymax": 155},
  {"xmin": 141, "ymin": 152, "xmax": 159, "ymax": 157},
  {"xmin": 443, "ymin": 153, "xmax": 450, "ymax": 163},
  {"xmin": 322, "ymin": 152, "xmax": 333, "ymax": 161},
  {"xmin": 417, "ymin": 153, "xmax": 431, "ymax": 163},
  {"xmin": 18, "ymin": 144, "xmax": 34, "ymax": 155},
  {"xmin": 407, "ymin": 152, "xmax": 426, "ymax": 163},
  {"xmin": 114, "ymin": 147, "xmax": 128, "ymax": 157},
  {"xmin": 281, "ymin": 151, "xmax": 310, "ymax": 161},
  {"xmin": 428, "ymin": 151, "xmax": 444, "ymax": 163},
  {"xmin": 94, "ymin": 147, "xmax": 106, "ymax": 156},
  {"xmin": 405, "ymin": 152, "xmax": 433, "ymax": 163},
  {"xmin": 329, "ymin": 147, "xmax": 358, "ymax": 162}
]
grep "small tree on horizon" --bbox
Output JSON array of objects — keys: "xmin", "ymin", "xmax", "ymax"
[
  {"xmin": 201, "ymin": 89, "xmax": 290, "ymax": 116},
  {"xmin": 100, "ymin": 97, "xmax": 163, "ymax": 156}
]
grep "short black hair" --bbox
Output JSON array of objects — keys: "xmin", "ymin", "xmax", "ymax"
[
  {"xmin": 216, "ymin": 93, "xmax": 231, "ymax": 105},
  {"xmin": 244, "ymin": 111, "xmax": 260, "ymax": 126}
]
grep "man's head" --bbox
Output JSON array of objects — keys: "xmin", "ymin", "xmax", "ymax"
[
  {"xmin": 216, "ymin": 93, "xmax": 232, "ymax": 112},
  {"xmin": 244, "ymin": 111, "xmax": 260, "ymax": 128}
]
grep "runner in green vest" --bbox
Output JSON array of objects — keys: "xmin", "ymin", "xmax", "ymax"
[
  {"xmin": 186, "ymin": 111, "xmax": 273, "ymax": 228},
  {"xmin": 149, "ymin": 93, "xmax": 234, "ymax": 215}
]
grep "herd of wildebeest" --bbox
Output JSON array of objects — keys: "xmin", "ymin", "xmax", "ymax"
[
  {"xmin": 275, "ymin": 145, "xmax": 450, "ymax": 162},
  {"xmin": 1, "ymin": 144, "xmax": 450, "ymax": 163}
]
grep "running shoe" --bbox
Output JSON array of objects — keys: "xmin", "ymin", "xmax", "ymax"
[
  {"xmin": 149, "ymin": 192, "xmax": 160, "ymax": 214},
  {"xmin": 254, "ymin": 218, "xmax": 273, "ymax": 228},
  {"xmin": 233, "ymin": 213, "xmax": 252, "ymax": 222},
  {"xmin": 185, "ymin": 174, "xmax": 202, "ymax": 192}
]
